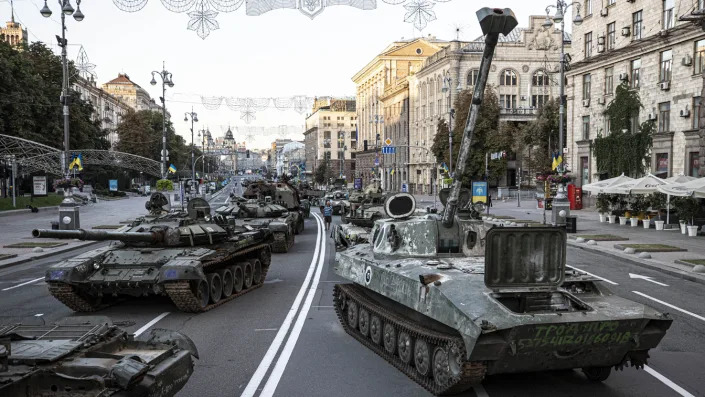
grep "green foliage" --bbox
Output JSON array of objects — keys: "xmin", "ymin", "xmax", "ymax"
[
  {"xmin": 673, "ymin": 197, "xmax": 702, "ymax": 225},
  {"xmin": 648, "ymin": 193, "xmax": 667, "ymax": 220},
  {"xmin": 520, "ymin": 98, "xmax": 562, "ymax": 175},
  {"xmin": 595, "ymin": 194, "xmax": 610, "ymax": 214},
  {"xmin": 594, "ymin": 82, "xmax": 653, "ymax": 177},
  {"xmin": 314, "ymin": 161, "xmax": 330, "ymax": 186},
  {"xmin": 629, "ymin": 195, "xmax": 649, "ymax": 213},
  {"xmin": 156, "ymin": 179, "xmax": 173, "ymax": 191},
  {"xmin": 0, "ymin": 193, "xmax": 64, "ymax": 211}
]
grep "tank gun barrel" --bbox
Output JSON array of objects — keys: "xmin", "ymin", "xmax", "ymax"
[
  {"xmin": 442, "ymin": 8, "xmax": 517, "ymax": 227},
  {"xmin": 32, "ymin": 228, "xmax": 162, "ymax": 244}
]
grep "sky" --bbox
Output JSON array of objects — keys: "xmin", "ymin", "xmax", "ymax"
[{"xmin": 3, "ymin": 0, "xmax": 573, "ymax": 149}]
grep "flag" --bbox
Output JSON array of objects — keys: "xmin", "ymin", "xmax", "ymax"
[
  {"xmin": 69, "ymin": 154, "xmax": 83, "ymax": 171},
  {"xmin": 551, "ymin": 155, "xmax": 558, "ymax": 171},
  {"xmin": 391, "ymin": 168, "xmax": 395, "ymax": 175},
  {"xmin": 168, "ymin": 164, "xmax": 177, "ymax": 173}
]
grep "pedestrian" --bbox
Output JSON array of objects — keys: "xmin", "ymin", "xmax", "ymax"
[
  {"xmin": 488, "ymin": 194, "xmax": 493, "ymax": 207},
  {"xmin": 323, "ymin": 200, "xmax": 333, "ymax": 231}
]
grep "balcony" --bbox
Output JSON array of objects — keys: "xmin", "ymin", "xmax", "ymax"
[{"xmin": 499, "ymin": 107, "xmax": 539, "ymax": 121}]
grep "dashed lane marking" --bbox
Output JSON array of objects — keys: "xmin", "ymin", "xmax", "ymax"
[
  {"xmin": 644, "ymin": 365, "xmax": 696, "ymax": 397},
  {"xmin": 2, "ymin": 277, "xmax": 45, "ymax": 291},
  {"xmin": 566, "ymin": 265, "xmax": 619, "ymax": 285},
  {"xmin": 133, "ymin": 312, "xmax": 170, "ymax": 337},
  {"xmin": 632, "ymin": 291, "xmax": 705, "ymax": 322}
]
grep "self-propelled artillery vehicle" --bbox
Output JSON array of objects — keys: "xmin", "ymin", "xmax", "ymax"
[
  {"xmin": 332, "ymin": 8, "xmax": 672, "ymax": 395},
  {"xmin": 243, "ymin": 181, "xmax": 305, "ymax": 234},
  {"xmin": 0, "ymin": 316, "xmax": 198, "ymax": 396},
  {"xmin": 36, "ymin": 193, "xmax": 273, "ymax": 313}
]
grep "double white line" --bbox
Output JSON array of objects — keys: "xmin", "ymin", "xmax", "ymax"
[{"xmin": 241, "ymin": 213, "xmax": 327, "ymax": 397}]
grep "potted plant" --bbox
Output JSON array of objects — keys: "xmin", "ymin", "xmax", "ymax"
[
  {"xmin": 606, "ymin": 194, "xmax": 619, "ymax": 223},
  {"xmin": 649, "ymin": 193, "xmax": 667, "ymax": 230},
  {"xmin": 674, "ymin": 197, "xmax": 701, "ymax": 237},
  {"xmin": 596, "ymin": 194, "xmax": 610, "ymax": 222},
  {"xmin": 630, "ymin": 195, "xmax": 648, "ymax": 227}
]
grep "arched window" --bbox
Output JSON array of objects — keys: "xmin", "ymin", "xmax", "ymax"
[
  {"xmin": 437, "ymin": 76, "xmax": 443, "ymax": 93},
  {"xmin": 499, "ymin": 69, "xmax": 518, "ymax": 86},
  {"xmin": 532, "ymin": 69, "xmax": 550, "ymax": 86},
  {"xmin": 467, "ymin": 69, "xmax": 479, "ymax": 86},
  {"xmin": 429, "ymin": 79, "xmax": 435, "ymax": 98},
  {"xmin": 421, "ymin": 82, "xmax": 427, "ymax": 100}
]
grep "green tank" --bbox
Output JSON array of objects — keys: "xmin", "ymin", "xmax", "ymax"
[
  {"xmin": 243, "ymin": 181, "xmax": 305, "ymax": 234},
  {"xmin": 0, "ymin": 316, "xmax": 198, "ymax": 396},
  {"xmin": 215, "ymin": 197, "xmax": 297, "ymax": 253},
  {"xmin": 332, "ymin": 8, "xmax": 672, "ymax": 395},
  {"xmin": 36, "ymin": 194, "xmax": 273, "ymax": 313}
]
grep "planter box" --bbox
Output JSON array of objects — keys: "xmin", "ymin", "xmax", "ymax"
[
  {"xmin": 642, "ymin": 219, "xmax": 651, "ymax": 229},
  {"xmin": 619, "ymin": 217, "xmax": 628, "ymax": 226},
  {"xmin": 608, "ymin": 215, "xmax": 617, "ymax": 224},
  {"xmin": 630, "ymin": 218, "xmax": 639, "ymax": 227},
  {"xmin": 655, "ymin": 220, "xmax": 665, "ymax": 230},
  {"xmin": 687, "ymin": 225, "xmax": 699, "ymax": 237},
  {"xmin": 680, "ymin": 222, "xmax": 687, "ymax": 234}
]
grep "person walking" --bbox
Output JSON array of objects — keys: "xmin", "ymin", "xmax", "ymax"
[{"xmin": 323, "ymin": 200, "xmax": 333, "ymax": 231}]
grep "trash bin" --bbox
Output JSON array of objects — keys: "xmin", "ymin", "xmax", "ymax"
[
  {"xmin": 566, "ymin": 216, "xmax": 577, "ymax": 233},
  {"xmin": 51, "ymin": 221, "xmax": 59, "ymax": 230}
]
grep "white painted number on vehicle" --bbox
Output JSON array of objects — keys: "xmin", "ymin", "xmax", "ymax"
[{"xmin": 364, "ymin": 266, "xmax": 373, "ymax": 285}]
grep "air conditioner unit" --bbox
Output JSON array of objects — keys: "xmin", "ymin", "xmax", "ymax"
[
  {"xmin": 621, "ymin": 27, "xmax": 631, "ymax": 37},
  {"xmin": 520, "ymin": 95, "xmax": 527, "ymax": 101},
  {"xmin": 597, "ymin": 97, "xmax": 606, "ymax": 105},
  {"xmin": 597, "ymin": 35, "xmax": 605, "ymax": 45},
  {"xmin": 682, "ymin": 54, "xmax": 693, "ymax": 66},
  {"xmin": 660, "ymin": 81, "xmax": 670, "ymax": 90},
  {"xmin": 618, "ymin": 72, "xmax": 629, "ymax": 81},
  {"xmin": 600, "ymin": 8, "xmax": 608, "ymax": 17},
  {"xmin": 582, "ymin": 99, "xmax": 591, "ymax": 107},
  {"xmin": 597, "ymin": 44, "xmax": 605, "ymax": 53},
  {"xmin": 648, "ymin": 113, "xmax": 657, "ymax": 121},
  {"xmin": 680, "ymin": 107, "xmax": 691, "ymax": 117}
]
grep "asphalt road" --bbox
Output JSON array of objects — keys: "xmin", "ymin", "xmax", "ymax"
[{"xmin": 1, "ymin": 181, "xmax": 703, "ymax": 397}]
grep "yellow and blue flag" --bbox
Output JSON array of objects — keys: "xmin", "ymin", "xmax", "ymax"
[
  {"xmin": 168, "ymin": 164, "xmax": 177, "ymax": 173},
  {"xmin": 69, "ymin": 154, "xmax": 83, "ymax": 171}
]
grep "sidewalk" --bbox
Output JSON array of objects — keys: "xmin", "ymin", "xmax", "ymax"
[{"xmin": 0, "ymin": 196, "xmax": 149, "ymax": 269}]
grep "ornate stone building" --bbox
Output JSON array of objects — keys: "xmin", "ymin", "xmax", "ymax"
[
  {"xmin": 567, "ymin": 0, "xmax": 705, "ymax": 183},
  {"xmin": 304, "ymin": 98, "xmax": 357, "ymax": 184},
  {"xmin": 0, "ymin": 11, "xmax": 27, "ymax": 47},
  {"xmin": 102, "ymin": 73, "xmax": 167, "ymax": 115},
  {"xmin": 73, "ymin": 76, "xmax": 131, "ymax": 148},
  {"xmin": 408, "ymin": 16, "xmax": 567, "ymax": 193}
]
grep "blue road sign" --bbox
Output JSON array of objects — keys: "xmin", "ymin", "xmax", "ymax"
[
  {"xmin": 401, "ymin": 183, "xmax": 408, "ymax": 193},
  {"xmin": 471, "ymin": 181, "xmax": 488, "ymax": 203},
  {"xmin": 374, "ymin": 157, "xmax": 379, "ymax": 165},
  {"xmin": 382, "ymin": 146, "xmax": 396, "ymax": 154},
  {"xmin": 109, "ymin": 179, "xmax": 118, "ymax": 192}
]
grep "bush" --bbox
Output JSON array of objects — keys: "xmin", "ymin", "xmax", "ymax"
[
  {"xmin": 156, "ymin": 179, "xmax": 174, "ymax": 191},
  {"xmin": 673, "ymin": 197, "xmax": 700, "ymax": 225},
  {"xmin": 630, "ymin": 195, "xmax": 649, "ymax": 214},
  {"xmin": 596, "ymin": 194, "xmax": 610, "ymax": 214}
]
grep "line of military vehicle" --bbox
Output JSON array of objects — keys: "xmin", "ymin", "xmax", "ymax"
[{"xmin": 2, "ymin": 8, "xmax": 673, "ymax": 396}]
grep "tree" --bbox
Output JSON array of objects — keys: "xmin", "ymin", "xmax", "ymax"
[
  {"xmin": 520, "ymin": 98, "xmax": 562, "ymax": 176},
  {"xmin": 314, "ymin": 160, "xmax": 330, "ymax": 186}
]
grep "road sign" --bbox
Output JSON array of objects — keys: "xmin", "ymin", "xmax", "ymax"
[
  {"xmin": 401, "ymin": 183, "xmax": 408, "ymax": 193},
  {"xmin": 374, "ymin": 157, "xmax": 379, "ymax": 165},
  {"xmin": 354, "ymin": 178, "xmax": 362, "ymax": 190},
  {"xmin": 382, "ymin": 146, "xmax": 396, "ymax": 154},
  {"xmin": 471, "ymin": 181, "xmax": 487, "ymax": 203},
  {"xmin": 384, "ymin": 138, "xmax": 392, "ymax": 146}
]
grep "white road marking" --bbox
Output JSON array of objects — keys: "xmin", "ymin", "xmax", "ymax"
[
  {"xmin": 259, "ymin": 213, "xmax": 327, "ymax": 396},
  {"xmin": 241, "ymin": 214, "xmax": 324, "ymax": 397},
  {"xmin": 566, "ymin": 265, "xmax": 619, "ymax": 285},
  {"xmin": 632, "ymin": 291, "xmax": 705, "ymax": 322},
  {"xmin": 2, "ymin": 277, "xmax": 45, "ymax": 291},
  {"xmin": 474, "ymin": 384, "xmax": 490, "ymax": 397},
  {"xmin": 34, "ymin": 313, "xmax": 43, "ymax": 317},
  {"xmin": 644, "ymin": 365, "xmax": 696, "ymax": 397},
  {"xmin": 254, "ymin": 328, "xmax": 279, "ymax": 332},
  {"xmin": 629, "ymin": 273, "xmax": 669, "ymax": 286},
  {"xmin": 133, "ymin": 312, "xmax": 170, "ymax": 337}
]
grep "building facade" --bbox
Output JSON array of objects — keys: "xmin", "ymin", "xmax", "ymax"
[
  {"xmin": 73, "ymin": 76, "xmax": 131, "ymax": 148},
  {"xmin": 409, "ymin": 16, "xmax": 567, "ymax": 193},
  {"xmin": 567, "ymin": 0, "xmax": 705, "ymax": 184},
  {"xmin": 102, "ymin": 73, "xmax": 168, "ymax": 115},
  {"xmin": 303, "ymin": 98, "xmax": 357, "ymax": 183},
  {"xmin": 0, "ymin": 13, "xmax": 26, "ymax": 47}
]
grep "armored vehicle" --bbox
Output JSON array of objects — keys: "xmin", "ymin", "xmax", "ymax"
[
  {"xmin": 323, "ymin": 191, "xmax": 347, "ymax": 215},
  {"xmin": 0, "ymin": 316, "xmax": 198, "ymax": 396},
  {"xmin": 341, "ymin": 180, "xmax": 386, "ymax": 226},
  {"xmin": 36, "ymin": 193, "xmax": 273, "ymax": 313},
  {"xmin": 216, "ymin": 197, "xmax": 297, "ymax": 253},
  {"xmin": 243, "ymin": 181, "xmax": 305, "ymax": 234},
  {"xmin": 332, "ymin": 8, "xmax": 672, "ymax": 395}
]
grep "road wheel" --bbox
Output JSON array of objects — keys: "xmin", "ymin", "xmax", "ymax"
[
  {"xmin": 414, "ymin": 339, "xmax": 432, "ymax": 377},
  {"xmin": 346, "ymin": 300, "xmax": 358, "ymax": 329},
  {"xmin": 206, "ymin": 273, "xmax": 222, "ymax": 304},
  {"xmin": 370, "ymin": 315, "xmax": 382, "ymax": 345},
  {"xmin": 358, "ymin": 307, "xmax": 370, "ymax": 337},
  {"xmin": 251, "ymin": 259, "xmax": 263, "ymax": 285},
  {"xmin": 231, "ymin": 265, "xmax": 244, "ymax": 293},
  {"xmin": 195, "ymin": 280, "xmax": 209, "ymax": 309},
  {"xmin": 433, "ymin": 347, "xmax": 451, "ymax": 387},
  {"xmin": 219, "ymin": 269, "xmax": 233, "ymax": 298},
  {"xmin": 383, "ymin": 323, "xmax": 396, "ymax": 355},
  {"xmin": 243, "ymin": 262, "xmax": 253, "ymax": 289},
  {"xmin": 582, "ymin": 366, "xmax": 611, "ymax": 382},
  {"xmin": 398, "ymin": 331, "xmax": 414, "ymax": 364}
]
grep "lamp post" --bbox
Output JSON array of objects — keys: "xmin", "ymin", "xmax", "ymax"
[
  {"xmin": 150, "ymin": 63, "xmax": 174, "ymax": 179},
  {"xmin": 441, "ymin": 75, "xmax": 462, "ymax": 177},
  {"xmin": 40, "ymin": 0, "xmax": 85, "ymax": 176},
  {"xmin": 184, "ymin": 108, "xmax": 198, "ymax": 194},
  {"xmin": 543, "ymin": 1, "xmax": 583, "ymax": 173}
]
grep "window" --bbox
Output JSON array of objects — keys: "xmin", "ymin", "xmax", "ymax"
[
  {"xmin": 696, "ymin": 39, "xmax": 705, "ymax": 74},
  {"xmin": 583, "ymin": 74, "xmax": 591, "ymax": 100},
  {"xmin": 630, "ymin": 113, "xmax": 640, "ymax": 134},
  {"xmin": 606, "ymin": 22, "xmax": 616, "ymax": 50},
  {"xmin": 700, "ymin": 0, "xmax": 705, "ymax": 10},
  {"xmin": 694, "ymin": 97, "xmax": 702, "ymax": 130},
  {"xmin": 660, "ymin": 50, "xmax": 673, "ymax": 82},
  {"xmin": 585, "ymin": 0, "xmax": 592, "ymax": 15},
  {"xmin": 500, "ymin": 94, "xmax": 517, "ymax": 109},
  {"xmin": 584, "ymin": 32, "xmax": 593, "ymax": 58},
  {"xmin": 632, "ymin": 11, "xmax": 643, "ymax": 40},
  {"xmin": 689, "ymin": 152, "xmax": 701, "ymax": 177},
  {"xmin": 655, "ymin": 153, "xmax": 669, "ymax": 176},
  {"xmin": 630, "ymin": 58, "xmax": 641, "ymax": 88},
  {"xmin": 604, "ymin": 117, "xmax": 611, "ymax": 135},
  {"xmin": 499, "ymin": 69, "xmax": 517, "ymax": 86},
  {"xmin": 582, "ymin": 116, "xmax": 590, "ymax": 140},
  {"xmin": 531, "ymin": 95, "xmax": 550, "ymax": 108},
  {"xmin": 658, "ymin": 102, "xmax": 670, "ymax": 132},
  {"xmin": 467, "ymin": 69, "xmax": 479, "ymax": 86},
  {"xmin": 532, "ymin": 70, "xmax": 550, "ymax": 86},
  {"xmin": 607, "ymin": 0, "xmax": 615, "ymax": 4},
  {"xmin": 663, "ymin": 0, "xmax": 674, "ymax": 29},
  {"xmin": 604, "ymin": 67, "xmax": 614, "ymax": 95},
  {"xmin": 581, "ymin": 157, "xmax": 590, "ymax": 186}
]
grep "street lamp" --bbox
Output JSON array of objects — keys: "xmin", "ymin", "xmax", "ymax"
[
  {"xmin": 441, "ymin": 75, "xmax": 462, "ymax": 176},
  {"xmin": 150, "ymin": 63, "xmax": 174, "ymax": 178},
  {"xmin": 40, "ymin": 0, "xmax": 85, "ymax": 175},
  {"xmin": 184, "ymin": 108, "xmax": 198, "ymax": 194},
  {"xmin": 543, "ymin": 0, "xmax": 582, "ymax": 173}
]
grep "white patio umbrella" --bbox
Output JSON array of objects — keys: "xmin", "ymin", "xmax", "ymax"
[
  {"xmin": 582, "ymin": 173, "xmax": 634, "ymax": 194},
  {"xmin": 664, "ymin": 174, "xmax": 697, "ymax": 184},
  {"xmin": 657, "ymin": 177, "xmax": 705, "ymax": 197},
  {"xmin": 603, "ymin": 173, "xmax": 667, "ymax": 194}
]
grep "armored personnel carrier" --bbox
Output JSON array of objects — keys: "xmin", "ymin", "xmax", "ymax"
[
  {"xmin": 332, "ymin": 8, "xmax": 672, "ymax": 395},
  {"xmin": 36, "ymin": 193, "xmax": 273, "ymax": 313},
  {"xmin": 0, "ymin": 316, "xmax": 198, "ymax": 396},
  {"xmin": 243, "ymin": 181, "xmax": 305, "ymax": 234},
  {"xmin": 216, "ymin": 197, "xmax": 297, "ymax": 253}
]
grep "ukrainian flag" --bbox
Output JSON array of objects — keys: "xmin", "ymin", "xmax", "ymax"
[
  {"xmin": 168, "ymin": 164, "xmax": 177, "ymax": 173},
  {"xmin": 69, "ymin": 154, "xmax": 83, "ymax": 171}
]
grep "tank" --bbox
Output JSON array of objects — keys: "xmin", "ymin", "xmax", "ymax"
[
  {"xmin": 243, "ymin": 181, "xmax": 305, "ymax": 234},
  {"xmin": 36, "ymin": 194, "xmax": 274, "ymax": 313},
  {"xmin": 332, "ymin": 8, "xmax": 672, "ymax": 395},
  {"xmin": 216, "ymin": 197, "xmax": 297, "ymax": 253},
  {"xmin": 341, "ymin": 180, "xmax": 387, "ymax": 226},
  {"xmin": 0, "ymin": 316, "xmax": 198, "ymax": 396}
]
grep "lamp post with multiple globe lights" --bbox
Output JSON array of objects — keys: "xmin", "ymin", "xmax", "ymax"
[{"xmin": 150, "ymin": 65, "xmax": 174, "ymax": 178}]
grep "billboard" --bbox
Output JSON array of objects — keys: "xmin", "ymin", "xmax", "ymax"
[
  {"xmin": 109, "ymin": 179, "xmax": 118, "ymax": 192},
  {"xmin": 472, "ymin": 181, "xmax": 487, "ymax": 203},
  {"xmin": 32, "ymin": 176, "xmax": 47, "ymax": 196}
]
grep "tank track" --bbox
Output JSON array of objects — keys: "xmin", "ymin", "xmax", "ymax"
[
  {"xmin": 165, "ymin": 243, "xmax": 271, "ymax": 312},
  {"xmin": 47, "ymin": 284, "xmax": 105, "ymax": 312},
  {"xmin": 271, "ymin": 232, "xmax": 294, "ymax": 253},
  {"xmin": 334, "ymin": 284, "xmax": 486, "ymax": 396}
]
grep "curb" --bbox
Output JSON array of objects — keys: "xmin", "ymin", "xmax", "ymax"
[
  {"xmin": 568, "ymin": 241, "xmax": 705, "ymax": 286},
  {"xmin": 0, "ymin": 206, "xmax": 59, "ymax": 217},
  {"xmin": 0, "ymin": 241, "xmax": 101, "ymax": 270}
]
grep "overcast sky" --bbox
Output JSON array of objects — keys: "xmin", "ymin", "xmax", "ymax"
[{"xmin": 4, "ymin": 0, "xmax": 572, "ymax": 148}]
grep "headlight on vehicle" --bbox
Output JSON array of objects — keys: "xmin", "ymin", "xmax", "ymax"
[{"xmin": 93, "ymin": 262, "xmax": 101, "ymax": 270}]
